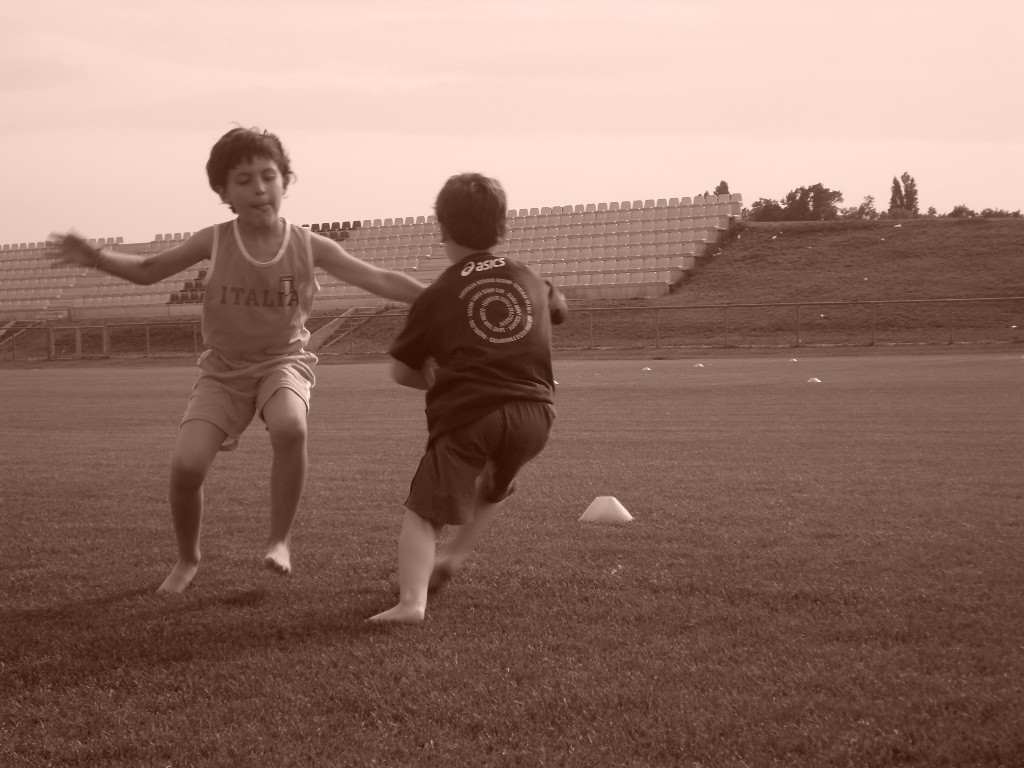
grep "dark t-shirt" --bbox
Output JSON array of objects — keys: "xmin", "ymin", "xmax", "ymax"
[{"xmin": 390, "ymin": 252, "xmax": 556, "ymax": 441}]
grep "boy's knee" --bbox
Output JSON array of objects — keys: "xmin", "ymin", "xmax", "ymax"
[
  {"xmin": 269, "ymin": 417, "xmax": 307, "ymax": 451},
  {"xmin": 170, "ymin": 456, "xmax": 208, "ymax": 492}
]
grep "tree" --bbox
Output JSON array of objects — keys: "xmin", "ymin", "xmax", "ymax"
[
  {"xmin": 887, "ymin": 172, "xmax": 919, "ymax": 217},
  {"xmin": 888, "ymin": 176, "xmax": 905, "ymax": 214},
  {"xmin": 746, "ymin": 197, "xmax": 785, "ymax": 221},
  {"xmin": 927, "ymin": 207, "xmax": 937, "ymax": 217},
  {"xmin": 808, "ymin": 183, "xmax": 843, "ymax": 220},
  {"xmin": 947, "ymin": 204, "xmax": 976, "ymax": 218},
  {"xmin": 782, "ymin": 187, "xmax": 812, "ymax": 220},
  {"xmin": 714, "ymin": 180, "xmax": 730, "ymax": 196},
  {"xmin": 901, "ymin": 172, "xmax": 919, "ymax": 215},
  {"xmin": 782, "ymin": 184, "xmax": 843, "ymax": 221},
  {"xmin": 841, "ymin": 195, "xmax": 878, "ymax": 220},
  {"xmin": 743, "ymin": 184, "xmax": 843, "ymax": 222}
]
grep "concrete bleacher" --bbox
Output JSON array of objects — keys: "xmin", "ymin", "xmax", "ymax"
[
  {"xmin": 322, "ymin": 193, "xmax": 740, "ymax": 304},
  {"xmin": 0, "ymin": 233, "xmax": 206, "ymax": 320},
  {"xmin": 0, "ymin": 193, "xmax": 740, "ymax": 320},
  {"xmin": 499, "ymin": 194, "xmax": 736, "ymax": 298}
]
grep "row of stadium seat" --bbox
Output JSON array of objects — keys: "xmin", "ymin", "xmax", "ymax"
[
  {"xmin": 313, "ymin": 205, "xmax": 736, "ymax": 243},
  {"xmin": 0, "ymin": 204, "xmax": 737, "ymax": 268},
  {"xmin": 1, "ymin": 193, "xmax": 742, "ymax": 254},
  {"xmin": 343, "ymin": 219, "xmax": 725, "ymax": 248},
  {"xmin": 0, "ymin": 236, "xmax": 124, "ymax": 252},
  {"xmin": 1, "ymin": 193, "xmax": 740, "ymax": 316},
  {"xmin": 0, "ymin": 251, "xmax": 704, "ymax": 308},
  {"xmin": 304, "ymin": 193, "xmax": 739, "ymax": 232}
]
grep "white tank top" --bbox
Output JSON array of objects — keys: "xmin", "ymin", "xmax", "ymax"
[{"xmin": 200, "ymin": 219, "xmax": 319, "ymax": 367}]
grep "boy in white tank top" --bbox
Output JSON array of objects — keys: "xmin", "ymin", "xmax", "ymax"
[{"xmin": 50, "ymin": 127, "xmax": 426, "ymax": 593}]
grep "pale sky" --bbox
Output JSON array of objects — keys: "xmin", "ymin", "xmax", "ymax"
[{"xmin": 2, "ymin": 0, "xmax": 1022, "ymax": 245}]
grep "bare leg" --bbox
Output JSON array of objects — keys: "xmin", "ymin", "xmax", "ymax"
[
  {"xmin": 431, "ymin": 466, "xmax": 504, "ymax": 590},
  {"xmin": 369, "ymin": 509, "xmax": 438, "ymax": 623},
  {"xmin": 261, "ymin": 388, "xmax": 308, "ymax": 576},
  {"xmin": 159, "ymin": 420, "xmax": 225, "ymax": 593}
]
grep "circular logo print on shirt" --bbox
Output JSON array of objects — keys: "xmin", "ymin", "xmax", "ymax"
[{"xmin": 458, "ymin": 277, "xmax": 534, "ymax": 344}]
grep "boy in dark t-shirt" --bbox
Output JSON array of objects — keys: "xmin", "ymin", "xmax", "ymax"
[{"xmin": 369, "ymin": 172, "xmax": 567, "ymax": 624}]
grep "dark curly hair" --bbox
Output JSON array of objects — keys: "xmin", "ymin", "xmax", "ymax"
[
  {"xmin": 205, "ymin": 126, "xmax": 294, "ymax": 202},
  {"xmin": 434, "ymin": 172, "xmax": 507, "ymax": 251}
]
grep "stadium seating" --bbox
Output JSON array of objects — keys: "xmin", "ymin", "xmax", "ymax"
[
  {"xmin": 486, "ymin": 195, "xmax": 736, "ymax": 299},
  {"xmin": 0, "ymin": 194, "xmax": 741, "ymax": 319},
  {"xmin": 0, "ymin": 233, "xmax": 210, "ymax": 320}
]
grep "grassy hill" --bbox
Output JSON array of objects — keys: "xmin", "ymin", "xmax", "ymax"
[
  {"xmin": 662, "ymin": 217, "xmax": 1024, "ymax": 307},
  {"xmin": 548, "ymin": 217, "xmax": 1023, "ymax": 351}
]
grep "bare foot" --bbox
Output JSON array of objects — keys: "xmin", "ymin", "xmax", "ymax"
[
  {"xmin": 263, "ymin": 542, "xmax": 291, "ymax": 575},
  {"xmin": 158, "ymin": 561, "xmax": 199, "ymax": 593},
  {"xmin": 368, "ymin": 604, "xmax": 425, "ymax": 624}
]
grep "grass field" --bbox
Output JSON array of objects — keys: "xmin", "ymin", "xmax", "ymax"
[{"xmin": 2, "ymin": 351, "xmax": 1023, "ymax": 767}]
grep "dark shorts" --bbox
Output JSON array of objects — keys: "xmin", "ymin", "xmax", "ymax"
[{"xmin": 405, "ymin": 400, "xmax": 556, "ymax": 526}]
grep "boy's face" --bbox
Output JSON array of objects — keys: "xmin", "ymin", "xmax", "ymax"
[{"xmin": 218, "ymin": 156, "xmax": 285, "ymax": 227}]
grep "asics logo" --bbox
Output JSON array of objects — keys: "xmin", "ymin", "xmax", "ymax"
[{"xmin": 461, "ymin": 257, "xmax": 506, "ymax": 277}]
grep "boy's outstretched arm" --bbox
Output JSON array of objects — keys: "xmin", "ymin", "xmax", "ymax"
[
  {"xmin": 312, "ymin": 236, "xmax": 426, "ymax": 304},
  {"xmin": 49, "ymin": 229, "xmax": 212, "ymax": 285}
]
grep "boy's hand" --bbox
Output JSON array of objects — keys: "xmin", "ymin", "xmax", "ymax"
[
  {"xmin": 547, "ymin": 280, "xmax": 568, "ymax": 325},
  {"xmin": 48, "ymin": 232, "xmax": 99, "ymax": 268},
  {"xmin": 422, "ymin": 358, "xmax": 439, "ymax": 388}
]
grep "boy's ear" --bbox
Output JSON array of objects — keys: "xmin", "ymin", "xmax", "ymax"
[
  {"xmin": 438, "ymin": 223, "xmax": 449, "ymax": 243},
  {"xmin": 215, "ymin": 187, "xmax": 228, "ymax": 204}
]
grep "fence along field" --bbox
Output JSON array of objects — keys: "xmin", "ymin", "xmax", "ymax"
[
  {"xmin": 2, "ymin": 293, "xmax": 1023, "ymax": 362},
  {"xmin": 2, "ymin": 353, "xmax": 1022, "ymax": 766}
]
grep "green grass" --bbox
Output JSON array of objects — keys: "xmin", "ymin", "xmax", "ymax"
[{"xmin": 2, "ymin": 352, "xmax": 1023, "ymax": 766}]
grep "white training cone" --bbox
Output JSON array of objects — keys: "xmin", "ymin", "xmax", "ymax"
[
  {"xmin": 641, "ymin": 366, "xmax": 652, "ymax": 371},
  {"xmin": 808, "ymin": 377, "xmax": 822, "ymax": 383},
  {"xmin": 580, "ymin": 496, "xmax": 633, "ymax": 523},
  {"xmin": 694, "ymin": 363, "xmax": 704, "ymax": 368}
]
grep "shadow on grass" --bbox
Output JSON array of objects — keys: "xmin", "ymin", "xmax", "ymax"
[
  {"xmin": 3, "ymin": 579, "xmax": 402, "ymax": 693},
  {"xmin": 5, "ymin": 584, "xmax": 283, "ymax": 622},
  {"xmin": 3, "ymin": 585, "xmax": 154, "ymax": 622}
]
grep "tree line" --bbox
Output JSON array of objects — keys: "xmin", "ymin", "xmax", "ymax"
[{"xmin": 726, "ymin": 174, "xmax": 1021, "ymax": 222}]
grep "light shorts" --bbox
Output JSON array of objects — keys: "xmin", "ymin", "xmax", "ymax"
[
  {"xmin": 405, "ymin": 400, "xmax": 555, "ymax": 526},
  {"xmin": 180, "ymin": 353, "xmax": 315, "ymax": 448}
]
